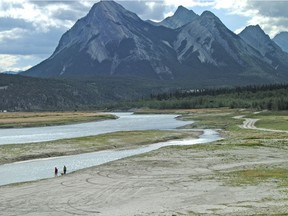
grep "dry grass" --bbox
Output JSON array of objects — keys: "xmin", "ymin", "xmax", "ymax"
[
  {"xmin": 0, "ymin": 130, "xmax": 201, "ymax": 165},
  {"xmin": 135, "ymin": 108, "xmax": 231, "ymax": 114},
  {"xmin": 222, "ymin": 167, "xmax": 288, "ymax": 186},
  {"xmin": 0, "ymin": 112, "xmax": 116, "ymax": 128}
]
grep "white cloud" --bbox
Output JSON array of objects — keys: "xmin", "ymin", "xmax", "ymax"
[
  {"xmin": 0, "ymin": 0, "xmax": 90, "ymax": 32},
  {"xmin": 0, "ymin": 28, "xmax": 26, "ymax": 42},
  {"xmin": 0, "ymin": 54, "xmax": 40, "ymax": 72},
  {"xmin": 212, "ymin": 0, "xmax": 288, "ymax": 37},
  {"xmin": 214, "ymin": 0, "xmax": 247, "ymax": 11},
  {"xmin": 248, "ymin": 15, "xmax": 288, "ymax": 37},
  {"xmin": 163, "ymin": 0, "xmax": 214, "ymax": 7},
  {"xmin": 0, "ymin": 55, "xmax": 18, "ymax": 72},
  {"xmin": 0, "ymin": 54, "xmax": 34, "ymax": 72}
]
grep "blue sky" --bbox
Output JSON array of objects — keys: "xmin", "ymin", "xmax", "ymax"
[{"xmin": 0, "ymin": 0, "xmax": 287, "ymax": 72}]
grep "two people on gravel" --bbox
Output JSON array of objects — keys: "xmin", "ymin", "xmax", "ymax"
[{"xmin": 54, "ymin": 165, "xmax": 67, "ymax": 176}]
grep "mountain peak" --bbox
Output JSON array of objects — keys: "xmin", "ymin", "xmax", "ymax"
[
  {"xmin": 97, "ymin": 0, "xmax": 117, "ymax": 6},
  {"xmin": 155, "ymin": 5, "xmax": 198, "ymax": 29},
  {"xmin": 273, "ymin": 31, "xmax": 288, "ymax": 53},
  {"xmin": 92, "ymin": 0, "xmax": 121, "ymax": 9},
  {"xmin": 275, "ymin": 31, "xmax": 288, "ymax": 37},
  {"xmin": 88, "ymin": 0, "xmax": 131, "ymax": 20},
  {"xmin": 198, "ymin": 10, "xmax": 222, "ymax": 29},
  {"xmin": 51, "ymin": 0, "xmax": 143, "ymax": 59},
  {"xmin": 240, "ymin": 25, "xmax": 271, "ymax": 42},
  {"xmin": 200, "ymin": 10, "xmax": 220, "ymax": 21},
  {"xmin": 244, "ymin": 25, "xmax": 266, "ymax": 34},
  {"xmin": 177, "ymin": 5, "xmax": 186, "ymax": 10},
  {"xmin": 239, "ymin": 24, "xmax": 288, "ymax": 65},
  {"xmin": 174, "ymin": 5, "xmax": 195, "ymax": 16},
  {"xmin": 90, "ymin": 0, "xmax": 119, "ymax": 12}
]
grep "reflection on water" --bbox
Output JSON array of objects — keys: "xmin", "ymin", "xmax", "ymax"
[{"xmin": 0, "ymin": 129, "xmax": 221, "ymax": 186}]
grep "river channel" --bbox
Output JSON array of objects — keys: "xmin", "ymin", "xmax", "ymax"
[
  {"xmin": 0, "ymin": 112, "xmax": 191, "ymax": 145},
  {"xmin": 0, "ymin": 113, "xmax": 222, "ymax": 186}
]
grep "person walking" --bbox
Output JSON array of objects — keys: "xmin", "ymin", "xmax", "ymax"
[
  {"xmin": 63, "ymin": 165, "xmax": 67, "ymax": 175},
  {"xmin": 54, "ymin": 167, "xmax": 58, "ymax": 176}
]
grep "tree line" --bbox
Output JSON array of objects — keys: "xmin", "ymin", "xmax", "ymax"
[{"xmin": 113, "ymin": 83, "xmax": 288, "ymax": 110}]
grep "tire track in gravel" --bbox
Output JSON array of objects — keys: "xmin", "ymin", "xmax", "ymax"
[{"xmin": 234, "ymin": 115, "xmax": 288, "ymax": 133}]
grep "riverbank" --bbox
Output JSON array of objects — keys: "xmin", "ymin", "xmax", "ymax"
[
  {"xmin": 0, "ymin": 130, "xmax": 201, "ymax": 165},
  {"xmin": 1, "ymin": 109, "xmax": 288, "ymax": 215},
  {"xmin": 1, "ymin": 131, "xmax": 288, "ymax": 215},
  {"xmin": 0, "ymin": 112, "xmax": 116, "ymax": 128}
]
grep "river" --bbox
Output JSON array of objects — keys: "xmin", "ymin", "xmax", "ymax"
[
  {"xmin": 0, "ymin": 113, "xmax": 190, "ymax": 145},
  {"xmin": 0, "ymin": 113, "xmax": 221, "ymax": 186}
]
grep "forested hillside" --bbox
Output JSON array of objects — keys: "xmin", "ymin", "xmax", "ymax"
[
  {"xmin": 1, "ymin": 74, "xmax": 287, "ymax": 111},
  {"xmin": 113, "ymin": 84, "xmax": 288, "ymax": 111},
  {"xmin": 0, "ymin": 74, "xmax": 161, "ymax": 111}
]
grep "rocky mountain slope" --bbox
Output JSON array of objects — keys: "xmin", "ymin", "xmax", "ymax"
[
  {"xmin": 240, "ymin": 25, "xmax": 288, "ymax": 75},
  {"xmin": 25, "ymin": 1, "xmax": 177, "ymax": 80},
  {"xmin": 148, "ymin": 6, "xmax": 198, "ymax": 29},
  {"xmin": 23, "ymin": 1, "xmax": 288, "ymax": 85},
  {"xmin": 273, "ymin": 32, "xmax": 288, "ymax": 53}
]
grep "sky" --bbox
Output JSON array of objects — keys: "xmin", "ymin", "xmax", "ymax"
[{"xmin": 0, "ymin": 0, "xmax": 288, "ymax": 73}]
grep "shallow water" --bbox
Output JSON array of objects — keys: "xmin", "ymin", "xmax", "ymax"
[
  {"xmin": 0, "ymin": 129, "xmax": 221, "ymax": 186},
  {"xmin": 0, "ymin": 113, "xmax": 190, "ymax": 145}
]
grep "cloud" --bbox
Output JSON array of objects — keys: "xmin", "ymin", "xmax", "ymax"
[
  {"xmin": 213, "ymin": 0, "xmax": 288, "ymax": 37},
  {"xmin": 0, "ymin": 0, "xmax": 91, "ymax": 31},
  {"xmin": 52, "ymin": 7, "xmax": 83, "ymax": 21},
  {"xmin": 120, "ymin": 1, "xmax": 169, "ymax": 20},
  {"xmin": 248, "ymin": 0, "xmax": 288, "ymax": 17},
  {"xmin": 0, "ymin": 27, "xmax": 64, "ymax": 55},
  {"xmin": 163, "ymin": 0, "xmax": 214, "ymax": 7},
  {"xmin": 0, "ymin": 0, "xmax": 96, "ymax": 71},
  {"xmin": 0, "ymin": 28, "xmax": 26, "ymax": 42},
  {"xmin": 245, "ymin": 0, "xmax": 288, "ymax": 37},
  {"xmin": 0, "ymin": 0, "xmax": 91, "ymax": 56},
  {"xmin": 0, "ymin": 55, "xmax": 18, "ymax": 72},
  {"xmin": 0, "ymin": 54, "xmax": 37, "ymax": 72},
  {"xmin": 0, "ymin": 17, "xmax": 34, "ymax": 31}
]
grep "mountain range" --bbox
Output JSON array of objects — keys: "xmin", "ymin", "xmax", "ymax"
[{"xmin": 23, "ymin": 1, "xmax": 288, "ymax": 86}]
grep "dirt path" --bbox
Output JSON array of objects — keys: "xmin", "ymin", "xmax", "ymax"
[
  {"xmin": 241, "ymin": 118, "xmax": 259, "ymax": 129},
  {"xmin": 235, "ymin": 115, "xmax": 288, "ymax": 133}
]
